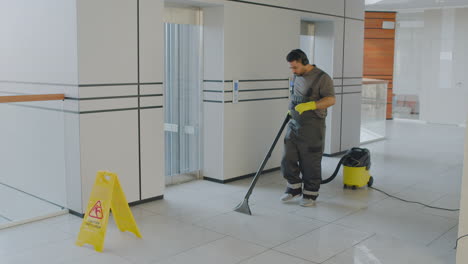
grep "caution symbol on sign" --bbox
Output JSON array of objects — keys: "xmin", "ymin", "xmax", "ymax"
[{"xmin": 88, "ymin": 201, "xmax": 104, "ymax": 219}]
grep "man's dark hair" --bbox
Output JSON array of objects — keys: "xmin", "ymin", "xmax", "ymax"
[{"xmin": 286, "ymin": 49, "xmax": 309, "ymax": 65}]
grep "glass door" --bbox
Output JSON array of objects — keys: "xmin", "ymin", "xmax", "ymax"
[{"xmin": 164, "ymin": 23, "xmax": 202, "ymax": 185}]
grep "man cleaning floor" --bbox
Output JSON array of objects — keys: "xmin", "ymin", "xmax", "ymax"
[{"xmin": 280, "ymin": 49, "xmax": 336, "ymax": 207}]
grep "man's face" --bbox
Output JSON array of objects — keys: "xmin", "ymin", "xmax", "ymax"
[{"xmin": 289, "ymin": 60, "xmax": 307, "ymax": 76}]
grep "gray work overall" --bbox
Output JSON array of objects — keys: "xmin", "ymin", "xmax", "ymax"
[{"xmin": 281, "ymin": 71, "xmax": 326, "ymax": 198}]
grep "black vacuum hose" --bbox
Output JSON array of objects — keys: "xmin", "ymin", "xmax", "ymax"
[{"xmin": 321, "ymin": 155, "xmax": 347, "ymax": 184}]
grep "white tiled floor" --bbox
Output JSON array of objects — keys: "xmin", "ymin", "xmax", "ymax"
[{"xmin": 0, "ymin": 120, "xmax": 464, "ymax": 264}]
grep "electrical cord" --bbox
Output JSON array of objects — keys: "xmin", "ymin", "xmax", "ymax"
[
  {"xmin": 455, "ymin": 234, "xmax": 468, "ymax": 249},
  {"xmin": 369, "ymin": 186, "xmax": 460, "ymax": 212},
  {"xmin": 370, "ymin": 186, "xmax": 465, "ymax": 251}
]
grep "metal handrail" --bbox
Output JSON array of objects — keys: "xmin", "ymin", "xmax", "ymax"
[{"xmin": 0, "ymin": 94, "xmax": 65, "ymax": 103}]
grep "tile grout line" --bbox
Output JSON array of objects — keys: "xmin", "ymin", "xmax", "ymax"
[
  {"xmin": 139, "ymin": 235, "xmax": 230, "ymax": 264},
  {"xmin": 320, "ymin": 232, "xmax": 377, "ymax": 263},
  {"xmin": 232, "ymin": 247, "xmax": 271, "ymax": 264},
  {"xmin": 271, "ymin": 222, "xmax": 331, "ymax": 250},
  {"xmin": 269, "ymin": 249, "xmax": 320, "ymax": 264},
  {"xmin": 0, "ymin": 214, "xmax": 12, "ymax": 221},
  {"xmin": 426, "ymin": 223, "xmax": 459, "ymax": 247}
]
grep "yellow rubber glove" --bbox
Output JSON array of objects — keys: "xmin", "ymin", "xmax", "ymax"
[{"xmin": 294, "ymin": 101, "xmax": 317, "ymax": 115}]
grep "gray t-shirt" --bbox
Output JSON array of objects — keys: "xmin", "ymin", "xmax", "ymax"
[{"xmin": 290, "ymin": 66, "xmax": 335, "ymax": 119}]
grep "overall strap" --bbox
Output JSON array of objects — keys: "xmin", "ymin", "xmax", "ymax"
[{"xmin": 305, "ymin": 70, "xmax": 325, "ymax": 98}]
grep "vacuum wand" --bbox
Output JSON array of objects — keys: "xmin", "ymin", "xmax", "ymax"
[{"xmin": 234, "ymin": 114, "xmax": 291, "ymax": 215}]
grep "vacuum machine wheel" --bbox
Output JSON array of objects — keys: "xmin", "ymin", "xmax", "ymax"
[
  {"xmin": 367, "ymin": 176, "xmax": 374, "ymax": 187},
  {"xmin": 344, "ymin": 184, "xmax": 358, "ymax": 190}
]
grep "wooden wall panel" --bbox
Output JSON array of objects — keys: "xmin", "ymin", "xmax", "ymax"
[
  {"xmin": 365, "ymin": 19, "xmax": 384, "ymax": 28},
  {"xmin": 365, "ymin": 29, "xmax": 395, "ymax": 39},
  {"xmin": 363, "ymin": 11, "xmax": 397, "ymax": 119},
  {"xmin": 364, "ymin": 39, "xmax": 395, "ymax": 75},
  {"xmin": 387, "ymin": 89, "xmax": 393, "ymax": 104}
]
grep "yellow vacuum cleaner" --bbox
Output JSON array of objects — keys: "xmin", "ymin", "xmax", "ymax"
[
  {"xmin": 319, "ymin": 147, "xmax": 373, "ymax": 189},
  {"xmin": 341, "ymin": 148, "xmax": 373, "ymax": 189}
]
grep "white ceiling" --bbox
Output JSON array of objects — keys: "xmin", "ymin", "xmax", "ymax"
[{"xmin": 365, "ymin": 0, "xmax": 468, "ymax": 11}]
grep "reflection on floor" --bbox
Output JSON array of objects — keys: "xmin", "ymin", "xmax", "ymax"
[
  {"xmin": 0, "ymin": 120, "xmax": 463, "ymax": 263},
  {"xmin": 0, "ymin": 183, "xmax": 65, "ymax": 229}
]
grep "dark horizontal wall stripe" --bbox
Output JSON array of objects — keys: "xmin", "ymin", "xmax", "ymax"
[
  {"xmin": 69, "ymin": 95, "xmax": 138, "ymax": 100},
  {"xmin": 139, "ymin": 93, "xmax": 164, "ymax": 97},
  {"xmin": 140, "ymin": 82, "xmax": 163, "ymax": 85},
  {"xmin": 80, "ymin": 106, "xmax": 163, "ymax": 114},
  {"xmin": 204, "ymin": 96, "xmax": 289, "ymax": 103},
  {"xmin": 227, "ymin": 0, "xmax": 364, "ymax": 21},
  {"xmin": 205, "ymin": 79, "xmax": 288, "ymax": 83},
  {"xmin": 239, "ymin": 96, "xmax": 288, "ymax": 102},
  {"xmin": 3, "ymin": 102, "xmax": 163, "ymax": 114},
  {"xmin": 214, "ymin": 88, "xmax": 289, "ymax": 93},
  {"xmin": 364, "ymin": 74, "xmax": 392, "ymax": 76},
  {"xmin": 203, "ymin": 90, "xmax": 224, "ymax": 93},
  {"xmin": 239, "ymin": 88, "xmax": 288, "ymax": 92},
  {"xmin": 203, "ymin": 80, "xmax": 225, "ymax": 83},
  {"xmin": 6, "ymin": 103, "xmax": 164, "ymax": 114},
  {"xmin": 79, "ymin": 82, "xmax": 163, "ymax": 87},
  {"xmin": 341, "ymin": 92, "xmax": 362, "ymax": 95},
  {"xmin": 79, "ymin": 83, "xmax": 137, "ymax": 87},
  {"xmin": 238, "ymin": 79, "xmax": 288, "ymax": 82},
  {"xmin": 65, "ymin": 94, "xmax": 163, "ymax": 101},
  {"xmin": 80, "ymin": 107, "xmax": 139, "ymax": 114},
  {"xmin": 140, "ymin": 106, "xmax": 163, "ymax": 110},
  {"xmin": 209, "ymin": 88, "xmax": 289, "ymax": 93},
  {"xmin": 335, "ymin": 92, "xmax": 362, "ymax": 96},
  {"xmin": 333, "ymin": 77, "xmax": 363, "ymax": 79},
  {"xmin": 203, "ymin": 90, "xmax": 233, "ymax": 93}
]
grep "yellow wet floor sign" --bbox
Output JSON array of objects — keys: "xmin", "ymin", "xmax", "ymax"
[{"xmin": 76, "ymin": 171, "xmax": 142, "ymax": 252}]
